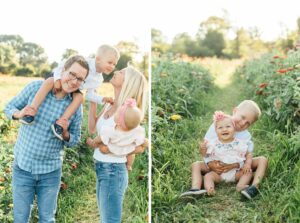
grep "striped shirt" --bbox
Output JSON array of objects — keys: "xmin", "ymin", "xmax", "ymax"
[{"xmin": 4, "ymin": 80, "xmax": 82, "ymax": 174}]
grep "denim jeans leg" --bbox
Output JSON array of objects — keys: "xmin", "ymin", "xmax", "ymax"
[
  {"xmin": 95, "ymin": 162, "xmax": 128, "ymax": 223},
  {"xmin": 36, "ymin": 168, "xmax": 62, "ymax": 223},
  {"xmin": 12, "ymin": 164, "xmax": 35, "ymax": 223}
]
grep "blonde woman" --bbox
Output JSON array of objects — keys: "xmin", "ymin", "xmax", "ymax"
[{"xmin": 88, "ymin": 65, "xmax": 148, "ymax": 223}]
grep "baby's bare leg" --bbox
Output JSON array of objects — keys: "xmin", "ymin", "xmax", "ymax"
[
  {"xmin": 235, "ymin": 170, "xmax": 253, "ymax": 192},
  {"xmin": 126, "ymin": 154, "xmax": 135, "ymax": 171},
  {"xmin": 60, "ymin": 92, "xmax": 83, "ymax": 120},
  {"xmin": 204, "ymin": 171, "xmax": 221, "ymax": 195},
  {"xmin": 191, "ymin": 161, "xmax": 210, "ymax": 190},
  {"xmin": 31, "ymin": 77, "xmax": 54, "ymax": 111}
]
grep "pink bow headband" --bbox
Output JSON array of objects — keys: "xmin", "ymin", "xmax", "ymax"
[
  {"xmin": 118, "ymin": 98, "xmax": 137, "ymax": 130},
  {"xmin": 213, "ymin": 111, "xmax": 235, "ymax": 126}
]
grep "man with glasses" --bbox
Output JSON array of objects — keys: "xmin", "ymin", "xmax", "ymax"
[
  {"xmin": 4, "ymin": 55, "xmax": 89, "ymax": 222},
  {"xmin": 19, "ymin": 45, "xmax": 119, "ymax": 141}
]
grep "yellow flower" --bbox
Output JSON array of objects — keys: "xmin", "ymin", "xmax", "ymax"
[
  {"xmin": 170, "ymin": 114, "xmax": 182, "ymax": 121},
  {"xmin": 9, "ymin": 204, "xmax": 13, "ymax": 208},
  {"xmin": 160, "ymin": 73, "xmax": 168, "ymax": 77},
  {"xmin": 151, "ymin": 63, "xmax": 157, "ymax": 69},
  {"xmin": 0, "ymin": 186, "xmax": 5, "ymax": 190}
]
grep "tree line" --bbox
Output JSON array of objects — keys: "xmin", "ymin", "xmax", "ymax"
[
  {"xmin": 152, "ymin": 16, "xmax": 300, "ymax": 58},
  {"xmin": 0, "ymin": 35, "xmax": 147, "ymax": 78}
]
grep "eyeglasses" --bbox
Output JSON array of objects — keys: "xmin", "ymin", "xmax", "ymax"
[{"xmin": 68, "ymin": 71, "xmax": 85, "ymax": 84}]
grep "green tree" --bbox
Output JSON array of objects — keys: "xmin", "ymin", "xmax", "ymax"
[
  {"xmin": 0, "ymin": 43, "xmax": 17, "ymax": 67},
  {"xmin": 19, "ymin": 42, "xmax": 48, "ymax": 66},
  {"xmin": 171, "ymin": 32, "xmax": 194, "ymax": 55},
  {"xmin": 0, "ymin": 34, "xmax": 24, "ymax": 52},
  {"xmin": 151, "ymin": 28, "xmax": 169, "ymax": 53},
  {"xmin": 62, "ymin": 48, "xmax": 79, "ymax": 60},
  {"xmin": 198, "ymin": 16, "xmax": 230, "ymax": 38},
  {"xmin": 202, "ymin": 30, "xmax": 226, "ymax": 57}
]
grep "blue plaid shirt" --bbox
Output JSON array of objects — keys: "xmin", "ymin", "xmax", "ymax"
[{"xmin": 4, "ymin": 80, "xmax": 82, "ymax": 174}]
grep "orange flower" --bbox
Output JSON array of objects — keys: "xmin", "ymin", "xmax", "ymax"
[
  {"xmin": 60, "ymin": 182, "xmax": 68, "ymax": 190},
  {"xmin": 256, "ymin": 90, "xmax": 264, "ymax": 95},
  {"xmin": 71, "ymin": 162, "xmax": 78, "ymax": 170},
  {"xmin": 259, "ymin": 83, "xmax": 268, "ymax": 88},
  {"xmin": 277, "ymin": 69, "xmax": 287, "ymax": 74},
  {"xmin": 0, "ymin": 177, "xmax": 5, "ymax": 182},
  {"xmin": 273, "ymin": 55, "xmax": 280, "ymax": 59}
]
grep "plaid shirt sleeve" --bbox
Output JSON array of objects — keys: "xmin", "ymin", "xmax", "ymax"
[
  {"xmin": 4, "ymin": 81, "xmax": 39, "ymax": 119},
  {"xmin": 63, "ymin": 105, "xmax": 83, "ymax": 147}
]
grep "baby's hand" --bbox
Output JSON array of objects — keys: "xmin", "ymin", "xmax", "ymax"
[
  {"xmin": 86, "ymin": 137, "xmax": 96, "ymax": 149},
  {"xmin": 199, "ymin": 140, "xmax": 208, "ymax": 156},
  {"xmin": 242, "ymin": 163, "xmax": 252, "ymax": 174},
  {"xmin": 102, "ymin": 97, "xmax": 114, "ymax": 104}
]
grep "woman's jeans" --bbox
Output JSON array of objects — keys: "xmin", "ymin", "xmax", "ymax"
[
  {"xmin": 95, "ymin": 161, "xmax": 128, "ymax": 223},
  {"xmin": 12, "ymin": 163, "xmax": 61, "ymax": 223}
]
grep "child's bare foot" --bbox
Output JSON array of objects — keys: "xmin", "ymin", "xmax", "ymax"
[{"xmin": 207, "ymin": 187, "xmax": 216, "ymax": 196}]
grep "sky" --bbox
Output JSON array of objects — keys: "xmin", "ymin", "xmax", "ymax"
[
  {"xmin": 1, "ymin": 0, "xmax": 299, "ymax": 63},
  {"xmin": 151, "ymin": 0, "xmax": 300, "ymax": 43},
  {"xmin": 0, "ymin": 0, "xmax": 150, "ymax": 63}
]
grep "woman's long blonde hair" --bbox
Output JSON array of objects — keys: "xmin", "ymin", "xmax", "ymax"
[{"xmin": 117, "ymin": 65, "xmax": 148, "ymax": 120}]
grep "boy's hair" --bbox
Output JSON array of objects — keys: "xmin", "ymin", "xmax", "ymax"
[
  {"xmin": 117, "ymin": 65, "xmax": 148, "ymax": 120},
  {"xmin": 64, "ymin": 55, "xmax": 89, "ymax": 77},
  {"xmin": 237, "ymin": 100, "xmax": 261, "ymax": 121},
  {"xmin": 96, "ymin": 44, "xmax": 120, "ymax": 59}
]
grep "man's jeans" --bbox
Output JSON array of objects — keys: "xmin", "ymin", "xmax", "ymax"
[
  {"xmin": 12, "ymin": 163, "xmax": 61, "ymax": 223},
  {"xmin": 95, "ymin": 161, "xmax": 128, "ymax": 223}
]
